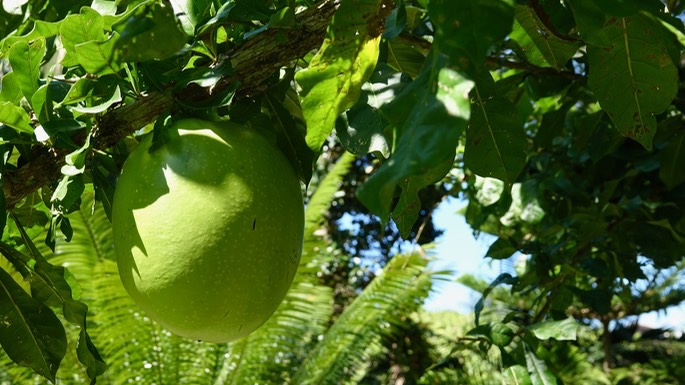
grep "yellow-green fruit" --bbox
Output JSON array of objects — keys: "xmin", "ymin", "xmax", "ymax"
[{"xmin": 112, "ymin": 119, "xmax": 304, "ymax": 343}]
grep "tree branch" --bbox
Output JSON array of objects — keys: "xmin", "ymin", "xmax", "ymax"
[{"xmin": 2, "ymin": 0, "xmax": 340, "ymax": 209}]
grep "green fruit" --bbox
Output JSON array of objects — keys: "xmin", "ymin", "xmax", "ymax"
[{"xmin": 112, "ymin": 119, "xmax": 304, "ymax": 343}]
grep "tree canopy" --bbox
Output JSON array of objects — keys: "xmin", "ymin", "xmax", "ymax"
[{"xmin": 1, "ymin": 0, "xmax": 685, "ymax": 383}]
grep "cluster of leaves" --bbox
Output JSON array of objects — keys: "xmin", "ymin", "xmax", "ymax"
[{"xmin": 1, "ymin": 0, "xmax": 685, "ymax": 383}]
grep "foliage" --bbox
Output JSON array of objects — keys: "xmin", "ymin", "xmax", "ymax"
[
  {"xmin": 0, "ymin": 153, "xmax": 439, "ymax": 384},
  {"xmin": 0, "ymin": 0, "xmax": 685, "ymax": 383}
]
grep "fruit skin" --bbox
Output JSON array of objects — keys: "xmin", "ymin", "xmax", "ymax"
[{"xmin": 112, "ymin": 119, "xmax": 304, "ymax": 343}]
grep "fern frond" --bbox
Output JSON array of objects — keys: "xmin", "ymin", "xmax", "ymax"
[{"xmin": 292, "ymin": 252, "xmax": 436, "ymax": 385}]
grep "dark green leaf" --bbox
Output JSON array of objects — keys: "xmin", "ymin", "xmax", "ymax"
[
  {"xmin": 429, "ymin": 0, "xmax": 515, "ymax": 77},
  {"xmin": 593, "ymin": 0, "xmax": 663, "ymax": 16},
  {"xmin": 0, "ymin": 267, "xmax": 67, "ymax": 383},
  {"xmin": 486, "ymin": 238, "xmax": 517, "ymax": 260},
  {"xmin": 264, "ymin": 93, "xmax": 314, "ymax": 184},
  {"xmin": 587, "ymin": 14, "xmax": 678, "ymax": 149},
  {"xmin": 113, "ymin": 1, "xmax": 188, "ymax": 62},
  {"xmin": 509, "ymin": 5, "xmax": 580, "ymax": 69},
  {"xmin": 385, "ymin": 38, "xmax": 426, "ymax": 79},
  {"xmin": 468, "ymin": 322, "xmax": 515, "ymax": 347},
  {"xmin": 383, "ymin": 1, "xmax": 406, "ymax": 39},
  {"xmin": 464, "ymin": 90, "xmax": 527, "ymax": 185},
  {"xmin": 566, "ymin": 0, "xmax": 611, "ymax": 46},
  {"xmin": 196, "ymin": 0, "xmax": 271, "ymax": 35},
  {"xmin": 9, "ymin": 220, "xmax": 107, "ymax": 378},
  {"xmin": 474, "ymin": 273, "xmax": 517, "ymax": 325},
  {"xmin": 659, "ymin": 128, "xmax": 685, "ymax": 189}
]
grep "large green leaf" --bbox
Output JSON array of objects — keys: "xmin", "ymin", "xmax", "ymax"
[
  {"xmin": 59, "ymin": 7, "xmax": 105, "ymax": 67},
  {"xmin": 113, "ymin": 1, "xmax": 187, "ymax": 62},
  {"xmin": 430, "ymin": 0, "xmax": 514, "ymax": 77},
  {"xmin": 169, "ymin": 0, "xmax": 213, "ymax": 35},
  {"xmin": 588, "ymin": 14, "xmax": 678, "ymax": 150},
  {"xmin": 509, "ymin": 5, "xmax": 579, "ymax": 69},
  {"xmin": 566, "ymin": 0, "xmax": 611, "ymax": 46},
  {"xmin": 6, "ymin": 219, "xmax": 106, "ymax": 379},
  {"xmin": 528, "ymin": 318, "xmax": 578, "ymax": 341},
  {"xmin": 0, "ymin": 267, "xmax": 66, "ymax": 383},
  {"xmin": 74, "ymin": 33, "xmax": 122, "ymax": 76},
  {"xmin": 524, "ymin": 344, "xmax": 557, "ymax": 385},
  {"xmin": 464, "ymin": 87, "xmax": 527, "ymax": 185},
  {"xmin": 0, "ymin": 101, "xmax": 33, "ymax": 135},
  {"xmin": 296, "ymin": 0, "xmax": 384, "ymax": 159},
  {"xmin": 8, "ymin": 38, "xmax": 46, "ymax": 107}
]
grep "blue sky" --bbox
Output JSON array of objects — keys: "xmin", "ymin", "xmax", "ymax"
[{"xmin": 423, "ymin": 197, "xmax": 685, "ymax": 333}]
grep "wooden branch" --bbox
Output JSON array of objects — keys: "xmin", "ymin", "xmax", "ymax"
[{"xmin": 2, "ymin": 0, "xmax": 340, "ymax": 209}]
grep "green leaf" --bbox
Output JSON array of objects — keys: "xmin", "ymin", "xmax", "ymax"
[
  {"xmin": 70, "ymin": 86, "xmax": 122, "ymax": 114},
  {"xmin": 566, "ymin": 0, "xmax": 611, "ymax": 46},
  {"xmin": 501, "ymin": 181, "xmax": 545, "ymax": 226},
  {"xmin": 509, "ymin": 5, "xmax": 580, "ymax": 69},
  {"xmin": 59, "ymin": 7, "xmax": 105, "ymax": 67},
  {"xmin": 0, "ymin": 72, "xmax": 23, "ymax": 104},
  {"xmin": 74, "ymin": 33, "xmax": 122, "ymax": 76},
  {"xmin": 486, "ymin": 238, "xmax": 517, "ymax": 260},
  {"xmin": 659, "ymin": 128, "xmax": 685, "ymax": 189},
  {"xmin": 113, "ymin": 1, "xmax": 187, "ymax": 62},
  {"xmin": 528, "ymin": 318, "xmax": 578, "ymax": 341},
  {"xmin": 503, "ymin": 365, "xmax": 533, "ymax": 385},
  {"xmin": 524, "ymin": 344, "xmax": 557, "ymax": 385},
  {"xmin": 169, "ymin": 0, "xmax": 213, "ymax": 35},
  {"xmin": 385, "ymin": 38, "xmax": 425, "ymax": 79},
  {"xmin": 474, "ymin": 273, "xmax": 517, "ymax": 325},
  {"xmin": 264, "ymin": 92, "xmax": 314, "ymax": 184},
  {"xmin": 335, "ymin": 65, "xmax": 408, "ymax": 158},
  {"xmin": 8, "ymin": 219, "xmax": 106, "ymax": 378},
  {"xmin": 0, "ymin": 267, "xmax": 67, "ymax": 383},
  {"xmin": 0, "ymin": 101, "xmax": 33, "ymax": 134},
  {"xmin": 296, "ymin": 0, "xmax": 384, "ymax": 159},
  {"xmin": 0, "ymin": 20, "xmax": 60, "ymax": 56},
  {"xmin": 593, "ymin": 0, "xmax": 663, "ymax": 16},
  {"xmin": 357, "ymin": 62, "xmax": 472, "ymax": 231},
  {"xmin": 468, "ymin": 322, "xmax": 515, "ymax": 347},
  {"xmin": 58, "ymin": 78, "xmax": 94, "ymax": 107},
  {"xmin": 8, "ymin": 38, "xmax": 46, "ymax": 107},
  {"xmin": 430, "ymin": 0, "xmax": 515, "ymax": 77},
  {"xmin": 195, "ymin": 0, "xmax": 271, "ymax": 35},
  {"xmin": 464, "ymin": 88, "xmax": 527, "ymax": 185},
  {"xmin": 587, "ymin": 14, "xmax": 678, "ymax": 150}
]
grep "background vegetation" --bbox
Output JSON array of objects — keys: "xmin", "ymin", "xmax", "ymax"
[{"xmin": 0, "ymin": 0, "xmax": 685, "ymax": 384}]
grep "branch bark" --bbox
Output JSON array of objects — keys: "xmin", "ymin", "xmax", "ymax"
[{"xmin": 2, "ymin": 0, "xmax": 340, "ymax": 209}]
